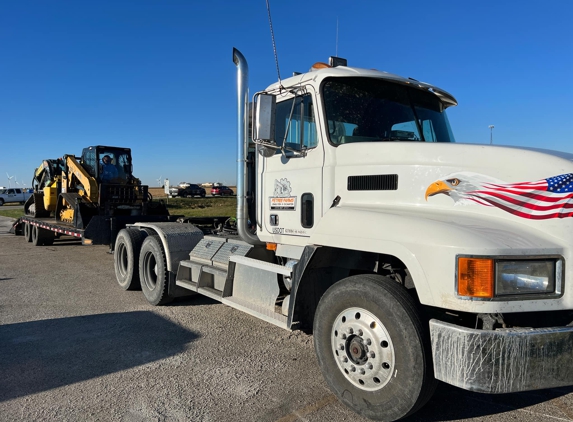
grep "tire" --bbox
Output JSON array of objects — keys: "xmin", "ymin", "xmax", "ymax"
[
  {"xmin": 24, "ymin": 222, "xmax": 33, "ymax": 242},
  {"xmin": 200, "ymin": 192, "xmax": 206, "ymax": 198},
  {"xmin": 31, "ymin": 225, "xmax": 54, "ymax": 246},
  {"xmin": 313, "ymin": 274, "xmax": 436, "ymax": 421},
  {"xmin": 0, "ymin": 198, "xmax": 4, "ymax": 206},
  {"xmin": 114, "ymin": 228, "xmax": 146, "ymax": 290},
  {"xmin": 139, "ymin": 235, "xmax": 173, "ymax": 305},
  {"xmin": 31, "ymin": 225, "xmax": 39, "ymax": 245}
]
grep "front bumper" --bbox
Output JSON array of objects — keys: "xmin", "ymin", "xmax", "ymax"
[{"xmin": 429, "ymin": 319, "xmax": 573, "ymax": 393}]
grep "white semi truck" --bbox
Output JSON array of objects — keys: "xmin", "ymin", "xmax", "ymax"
[{"xmin": 112, "ymin": 48, "xmax": 573, "ymax": 421}]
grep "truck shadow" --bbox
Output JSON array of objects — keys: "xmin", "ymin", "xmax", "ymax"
[
  {"xmin": 0, "ymin": 311, "xmax": 199, "ymax": 402},
  {"xmin": 406, "ymin": 382, "xmax": 573, "ymax": 421}
]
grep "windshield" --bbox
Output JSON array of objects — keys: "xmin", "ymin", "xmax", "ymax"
[{"xmin": 323, "ymin": 77, "xmax": 455, "ymax": 144}]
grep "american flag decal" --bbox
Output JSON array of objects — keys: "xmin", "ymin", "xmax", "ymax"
[{"xmin": 426, "ymin": 173, "xmax": 573, "ymax": 220}]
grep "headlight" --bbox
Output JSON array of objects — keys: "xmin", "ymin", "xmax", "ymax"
[
  {"xmin": 457, "ymin": 256, "xmax": 562, "ymax": 300},
  {"xmin": 496, "ymin": 260, "xmax": 555, "ymax": 295}
]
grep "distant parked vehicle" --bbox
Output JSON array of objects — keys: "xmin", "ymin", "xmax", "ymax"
[
  {"xmin": 0, "ymin": 188, "xmax": 32, "ymax": 205},
  {"xmin": 211, "ymin": 185, "xmax": 234, "ymax": 196},
  {"xmin": 172, "ymin": 184, "xmax": 206, "ymax": 198}
]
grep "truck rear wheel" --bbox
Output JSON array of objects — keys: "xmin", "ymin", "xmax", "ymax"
[
  {"xmin": 24, "ymin": 222, "xmax": 33, "ymax": 242},
  {"xmin": 313, "ymin": 274, "xmax": 436, "ymax": 421},
  {"xmin": 114, "ymin": 228, "xmax": 146, "ymax": 290},
  {"xmin": 139, "ymin": 235, "xmax": 173, "ymax": 306}
]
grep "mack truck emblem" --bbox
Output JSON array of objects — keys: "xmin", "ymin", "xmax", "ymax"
[{"xmin": 426, "ymin": 172, "xmax": 573, "ymax": 220}]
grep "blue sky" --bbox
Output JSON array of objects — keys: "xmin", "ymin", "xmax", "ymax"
[{"xmin": 1, "ymin": 0, "xmax": 572, "ymax": 188}]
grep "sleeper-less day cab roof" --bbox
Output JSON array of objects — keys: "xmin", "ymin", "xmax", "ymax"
[{"xmin": 265, "ymin": 63, "xmax": 458, "ymax": 108}]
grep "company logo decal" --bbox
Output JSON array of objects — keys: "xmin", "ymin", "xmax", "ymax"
[
  {"xmin": 425, "ymin": 172, "xmax": 573, "ymax": 220},
  {"xmin": 271, "ymin": 178, "xmax": 296, "ymax": 210},
  {"xmin": 274, "ymin": 178, "xmax": 292, "ymax": 197}
]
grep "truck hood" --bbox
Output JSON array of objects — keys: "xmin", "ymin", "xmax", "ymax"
[{"xmin": 332, "ymin": 142, "xmax": 573, "ymax": 241}]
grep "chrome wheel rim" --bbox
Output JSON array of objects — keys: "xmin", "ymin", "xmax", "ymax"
[{"xmin": 331, "ymin": 307, "xmax": 395, "ymax": 391}]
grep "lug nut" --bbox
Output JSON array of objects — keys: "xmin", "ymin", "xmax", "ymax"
[
  {"xmin": 339, "ymin": 344, "xmax": 344, "ymax": 350},
  {"xmin": 341, "ymin": 333, "xmax": 347, "ymax": 340},
  {"xmin": 342, "ymin": 357, "xmax": 348, "ymax": 363},
  {"xmin": 366, "ymin": 338, "xmax": 371, "ymax": 346},
  {"xmin": 367, "ymin": 363, "xmax": 373, "ymax": 370},
  {"xmin": 370, "ymin": 352, "xmax": 376, "ymax": 359},
  {"xmin": 359, "ymin": 368, "xmax": 365, "ymax": 375},
  {"xmin": 357, "ymin": 329, "xmax": 363, "ymax": 336},
  {"xmin": 348, "ymin": 328, "xmax": 354, "ymax": 334},
  {"xmin": 350, "ymin": 366, "xmax": 356, "ymax": 372}
]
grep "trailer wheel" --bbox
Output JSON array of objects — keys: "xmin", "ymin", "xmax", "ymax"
[
  {"xmin": 139, "ymin": 235, "xmax": 173, "ymax": 306},
  {"xmin": 31, "ymin": 225, "xmax": 50, "ymax": 246},
  {"xmin": 24, "ymin": 222, "xmax": 33, "ymax": 242},
  {"xmin": 114, "ymin": 228, "xmax": 146, "ymax": 290},
  {"xmin": 313, "ymin": 274, "xmax": 436, "ymax": 421},
  {"xmin": 31, "ymin": 225, "xmax": 40, "ymax": 245}
]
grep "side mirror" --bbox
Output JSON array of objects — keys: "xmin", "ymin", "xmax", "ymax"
[
  {"xmin": 254, "ymin": 93, "xmax": 276, "ymax": 141},
  {"xmin": 254, "ymin": 93, "xmax": 277, "ymax": 157}
]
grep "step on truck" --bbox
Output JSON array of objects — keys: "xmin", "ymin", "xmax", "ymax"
[
  {"xmin": 11, "ymin": 146, "xmax": 175, "ymax": 248},
  {"xmin": 112, "ymin": 49, "xmax": 573, "ymax": 421}
]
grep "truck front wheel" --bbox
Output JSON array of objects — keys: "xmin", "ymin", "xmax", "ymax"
[
  {"xmin": 139, "ymin": 235, "xmax": 173, "ymax": 306},
  {"xmin": 313, "ymin": 274, "xmax": 436, "ymax": 421},
  {"xmin": 114, "ymin": 228, "xmax": 146, "ymax": 290}
]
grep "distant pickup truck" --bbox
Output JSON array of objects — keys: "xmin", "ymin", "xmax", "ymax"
[{"xmin": 0, "ymin": 188, "xmax": 32, "ymax": 206}]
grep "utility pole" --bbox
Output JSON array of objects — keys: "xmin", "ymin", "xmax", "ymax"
[{"xmin": 488, "ymin": 125, "xmax": 495, "ymax": 145}]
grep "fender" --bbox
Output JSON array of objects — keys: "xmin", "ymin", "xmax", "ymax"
[
  {"xmin": 131, "ymin": 222, "xmax": 204, "ymax": 272},
  {"xmin": 309, "ymin": 206, "xmax": 566, "ymax": 310}
]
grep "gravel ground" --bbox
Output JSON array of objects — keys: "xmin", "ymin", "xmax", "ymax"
[{"xmin": 1, "ymin": 216, "xmax": 573, "ymax": 422}]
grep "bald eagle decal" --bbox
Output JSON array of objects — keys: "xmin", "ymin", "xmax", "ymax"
[{"xmin": 425, "ymin": 172, "xmax": 573, "ymax": 220}]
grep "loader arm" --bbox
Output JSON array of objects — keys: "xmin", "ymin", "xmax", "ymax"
[{"xmin": 65, "ymin": 155, "xmax": 99, "ymax": 204}]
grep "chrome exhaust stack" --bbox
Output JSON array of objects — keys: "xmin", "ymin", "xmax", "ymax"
[{"xmin": 233, "ymin": 48, "xmax": 262, "ymax": 245}]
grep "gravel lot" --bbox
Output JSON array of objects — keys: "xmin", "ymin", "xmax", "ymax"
[{"xmin": 1, "ymin": 216, "xmax": 573, "ymax": 422}]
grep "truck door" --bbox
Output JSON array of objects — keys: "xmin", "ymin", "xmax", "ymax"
[{"xmin": 259, "ymin": 90, "xmax": 324, "ymax": 240}]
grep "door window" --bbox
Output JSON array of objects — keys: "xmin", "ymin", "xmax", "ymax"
[{"xmin": 275, "ymin": 94, "xmax": 318, "ymax": 151}]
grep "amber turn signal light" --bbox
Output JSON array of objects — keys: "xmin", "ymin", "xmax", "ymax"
[{"xmin": 458, "ymin": 257, "xmax": 494, "ymax": 298}]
